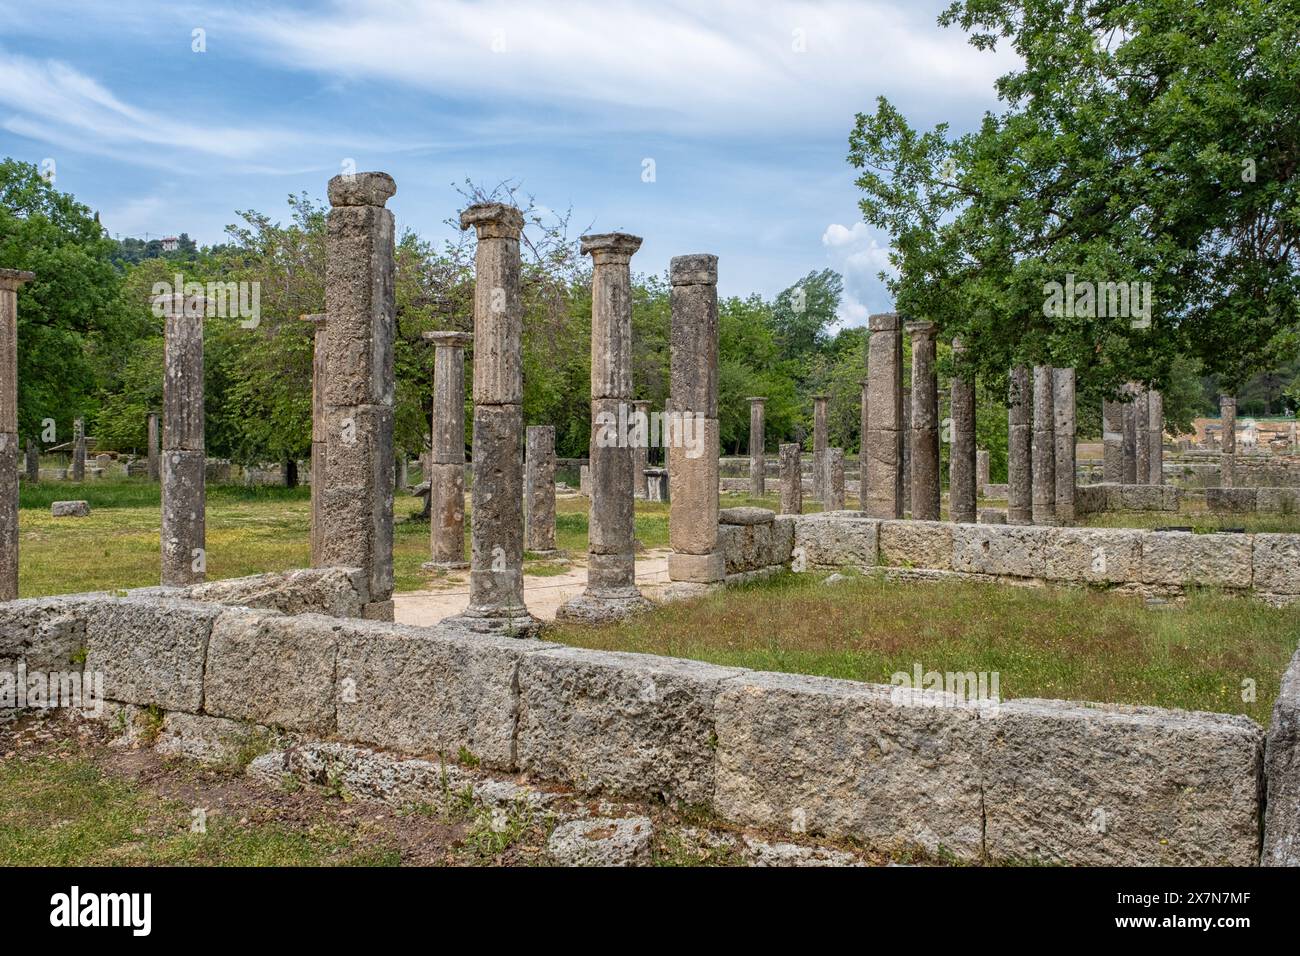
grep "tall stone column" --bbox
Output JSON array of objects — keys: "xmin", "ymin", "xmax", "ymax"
[
  {"xmin": 1053, "ymin": 367, "xmax": 1076, "ymax": 523},
  {"xmin": 298, "ymin": 314, "xmax": 328, "ymax": 566},
  {"xmin": 976, "ymin": 449, "xmax": 990, "ymax": 494},
  {"xmin": 1121, "ymin": 385, "xmax": 1138, "ymax": 484},
  {"xmin": 1220, "ymin": 395, "xmax": 1237, "ymax": 487},
  {"xmin": 321, "ymin": 172, "xmax": 397, "ymax": 621},
  {"xmin": 864, "ymin": 313, "xmax": 903, "ymax": 518},
  {"xmin": 1007, "ymin": 365, "xmax": 1032, "ymax": 525},
  {"xmin": 632, "ymin": 399, "xmax": 651, "ymax": 498},
  {"xmin": 449, "ymin": 203, "xmax": 539, "ymax": 635},
  {"xmin": 422, "ymin": 330, "xmax": 471, "ymax": 570},
  {"xmin": 71, "ymin": 417, "xmax": 85, "ymax": 481},
  {"xmin": 559, "ymin": 233, "xmax": 650, "ymax": 621},
  {"xmin": 24, "ymin": 438, "xmax": 38, "ymax": 483},
  {"xmin": 158, "ymin": 292, "xmax": 205, "ymax": 586},
  {"xmin": 146, "ymin": 411, "xmax": 160, "ymax": 481},
  {"xmin": 901, "ymin": 387, "xmax": 912, "ymax": 513},
  {"xmin": 824, "ymin": 448, "xmax": 845, "ymax": 511},
  {"xmin": 748, "ymin": 397, "xmax": 766, "ymax": 497},
  {"xmin": 665, "ymin": 254, "xmax": 723, "ymax": 590},
  {"xmin": 1102, "ymin": 397, "xmax": 1125, "ymax": 482},
  {"xmin": 1148, "ymin": 389, "xmax": 1164, "ymax": 485},
  {"xmin": 779, "ymin": 442, "xmax": 802, "ymax": 515},
  {"xmin": 812, "ymin": 394, "xmax": 829, "ymax": 500},
  {"xmin": 0, "ymin": 269, "xmax": 35, "ymax": 602},
  {"xmin": 1031, "ymin": 365, "xmax": 1056, "ymax": 525},
  {"xmin": 1134, "ymin": 385, "xmax": 1151, "ymax": 485},
  {"xmin": 907, "ymin": 321, "xmax": 940, "ymax": 520},
  {"xmin": 948, "ymin": 338, "xmax": 976, "ymax": 523},
  {"xmin": 525, "ymin": 424, "xmax": 558, "ymax": 555},
  {"xmin": 858, "ymin": 378, "xmax": 869, "ymax": 506}
]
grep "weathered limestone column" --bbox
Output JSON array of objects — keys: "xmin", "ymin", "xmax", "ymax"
[
  {"xmin": 665, "ymin": 254, "xmax": 723, "ymax": 590},
  {"xmin": 559, "ymin": 233, "xmax": 650, "ymax": 621},
  {"xmin": 858, "ymin": 378, "xmax": 869, "ymax": 506},
  {"xmin": 864, "ymin": 313, "xmax": 903, "ymax": 518},
  {"xmin": 901, "ymin": 387, "xmax": 912, "ymax": 513},
  {"xmin": 298, "ymin": 314, "xmax": 328, "ymax": 567},
  {"xmin": 907, "ymin": 321, "xmax": 940, "ymax": 520},
  {"xmin": 1221, "ymin": 394, "xmax": 1237, "ymax": 487},
  {"xmin": 1007, "ymin": 365, "xmax": 1032, "ymax": 525},
  {"xmin": 1031, "ymin": 365, "xmax": 1056, "ymax": 525},
  {"xmin": 948, "ymin": 338, "xmax": 976, "ymax": 523},
  {"xmin": 812, "ymin": 394, "xmax": 829, "ymax": 500},
  {"xmin": 976, "ymin": 448, "xmax": 990, "ymax": 494},
  {"xmin": 631, "ymin": 399, "xmax": 651, "ymax": 498},
  {"xmin": 1148, "ymin": 389, "xmax": 1164, "ymax": 485},
  {"xmin": 449, "ymin": 203, "xmax": 539, "ymax": 635},
  {"xmin": 146, "ymin": 411, "xmax": 160, "ymax": 481},
  {"xmin": 779, "ymin": 442, "xmax": 802, "ymax": 515},
  {"xmin": 748, "ymin": 396, "xmax": 766, "ymax": 497},
  {"xmin": 825, "ymin": 448, "xmax": 845, "ymax": 511},
  {"xmin": 1134, "ymin": 385, "xmax": 1151, "ymax": 485},
  {"xmin": 321, "ymin": 172, "xmax": 397, "ymax": 621},
  {"xmin": 24, "ymin": 438, "xmax": 37, "ymax": 483},
  {"xmin": 0, "ymin": 269, "xmax": 35, "ymax": 601},
  {"xmin": 71, "ymin": 417, "xmax": 85, "ymax": 481},
  {"xmin": 158, "ymin": 292, "xmax": 205, "ymax": 586},
  {"xmin": 1102, "ymin": 397, "xmax": 1125, "ymax": 482},
  {"xmin": 1122, "ymin": 385, "xmax": 1138, "ymax": 484},
  {"xmin": 525, "ymin": 424, "xmax": 558, "ymax": 555},
  {"xmin": 423, "ymin": 330, "xmax": 471, "ymax": 570},
  {"xmin": 1053, "ymin": 367, "xmax": 1076, "ymax": 523}
]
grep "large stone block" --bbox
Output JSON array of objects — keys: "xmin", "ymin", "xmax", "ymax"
[
  {"xmin": 184, "ymin": 567, "xmax": 369, "ymax": 617},
  {"xmin": 84, "ymin": 598, "xmax": 220, "ymax": 712},
  {"xmin": 713, "ymin": 671, "xmax": 983, "ymax": 856},
  {"xmin": 879, "ymin": 520, "xmax": 953, "ymax": 570},
  {"xmin": 1140, "ymin": 531, "xmax": 1252, "ymax": 589},
  {"xmin": 204, "ymin": 609, "xmax": 338, "ymax": 733},
  {"xmin": 1206, "ymin": 487, "xmax": 1257, "ymax": 514},
  {"xmin": 951, "ymin": 524, "xmax": 1048, "ymax": 578},
  {"xmin": 1257, "ymin": 487, "xmax": 1300, "ymax": 514},
  {"xmin": 981, "ymin": 699, "xmax": 1263, "ymax": 865},
  {"xmin": 516, "ymin": 647, "xmax": 744, "ymax": 804},
  {"xmin": 0, "ymin": 595, "xmax": 92, "ymax": 671},
  {"xmin": 719, "ymin": 520, "xmax": 778, "ymax": 575},
  {"xmin": 667, "ymin": 417, "xmax": 719, "ymax": 555},
  {"xmin": 1253, "ymin": 534, "xmax": 1300, "ymax": 595},
  {"xmin": 792, "ymin": 514, "xmax": 879, "ymax": 569},
  {"xmin": 665, "ymin": 551, "xmax": 723, "ymax": 584},
  {"xmin": 1043, "ymin": 528, "xmax": 1144, "ymax": 584},
  {"xmin": 337, "ymin": 619, "xmax": 558, "ymax": 770},
  {"xmin": 1264, "ymin": 648, "xmax": 1300, "ymax": 866}
]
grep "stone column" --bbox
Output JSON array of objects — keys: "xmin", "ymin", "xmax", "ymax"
[
  {"xmin": 864, "ymin": 313, "xmax": 903, "ymax": 518},
  {"xmin": 824, "ymin": 448, "xmax": 845, "ymax": 511},
  {"xmin": 1102, "ymin": 397, "xmax": 1125, "ymax": 482},
  {"xmin": 423, "ymin": 330, "xmax": 471, "ymax": 569},
  {"xmin": 748, "ymin": 397, "xmax": 766, "ymax": 497},
  {"xmin": 1134, "ymin": 385, "xmax": 1151, "ymax": 485},
  {"xmin": 1007, "ymin": 365, "xmax": 1032, "ymax": 525},
  {"xmin": 0, "ymin": 269, "xmax": 35, "ymax": 601},
  {"xmin": 1053, "ymin": 367, "xmax": 1076, "ymax": 523},
  {"xmin": 1148, "ymin": 389, "xmax": 1164, "ymax": 485},
  {"xmin": 901, "ymin": 387, "xmax": 912, "ymax": 513},
  {"xmin": 976, "ymin": 449, "xmax": 990, "ymax": 494},
  {"xmin": 71, "ymin": 417, "xmax": 85, "ymax": 481},
  {"xmin": 146, "ymin": 411, "xmax": 160, "ymax": 481},
  {"xmin": 1031, "ymin": 365, "xmax": 1056, "ymax": 525},
  {"xmin": 559, "ymin": 233, "xmax": 650, "ymax": 621},
  {"xmin": 812, "ymin": 394, "xmax": 829, "ymax": 500},
  {"xmin": 321, "ymin": 172, "xmax": 397, "ymax": 621},
  {"xmin": 949, "ymin": 338, "xmax": 976, "ymax": 524},
  {"xmin": 1122, "ymin": 385, "xmax": 1138, "ymax": 484},
  {"xmin": 1220, "ymin": 395, "xmax": 1236, "ymax": 487},
  {"xmin": 299, "ymin": 314, "xmax": 328, "ymax": 567},
  {"xmin": 906, "ymin": 321, "xmax": 940, "ymax": 520},
  {"xmin": 779, "ymin": 442, "xmax": 802, "ymax": 515},
  {"xmin": 525, "ymin": 424, "xmax": 558, "ymax": 555},
  {"xmin": 665, "ymin": 254, "xmax": 723, "ymax": 590},
  {"xmin": 449, "ymin": 203, "xmax": 539, "ymax": 635},
  {"xmin": 858, "ymin": 378, "xmax": 869, "ymax": 506},
  {"xmin": 158, "ymin": 292, "xmax": 205, "ymax": 586},
  {"xmin": 24, "ymin": 438, "xmax": 38, "ymax": 483},
  {"xmin": 632, "ymin": 399, "xmax": 651, "ymax": 498}
]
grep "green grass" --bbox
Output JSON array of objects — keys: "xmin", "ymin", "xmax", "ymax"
[
  {"xmin": 1079, "ymin": 510, "xmax": 1300, "ymax": 534},
  {"xmin": 547, "ymin": 570, "xmax": 1299, "ymax": 722}
]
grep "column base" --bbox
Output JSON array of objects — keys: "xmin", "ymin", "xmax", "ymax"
[
  {"xmin": 444, "ymin": 605, "xmax": 544, "ymax": 639},
  {"xmin": 525, "ymin": 549, "xmax": 567, "ymax": 560},
  {"xmin": 661, "ymin": 581, "xmax": 725, "ymax": 603},
  {"xmin": 421, "ymin": 559, "xmax": 470, "ymax": 571},
  {"xmin": 555, "ymin": 589, "xmax": 652, "ymax": 625},
  {"xmin": 667, "ymin": 551, "xmax": 725, "ymax": 584}
]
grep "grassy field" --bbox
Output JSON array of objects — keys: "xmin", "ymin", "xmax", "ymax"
[
  {"xmin": 1078, "ymin": 510, "xmax": 1300, "ymax": 533},
  {"xmin": 548, "ymin": 570, "xmax": 1298, "ymax": 722}
]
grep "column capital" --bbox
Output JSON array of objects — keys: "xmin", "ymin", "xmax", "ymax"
[
  {"xmin": 580, "ymin": 232, "xmax": 642, "ymax": 264},
  {"xmin": 904, "ymin": 318, "xmax": 936, "ymax": 339},
  {"xmin": 632, "ymin": 399, "xmax": 652, "ymax": 410},
  {"xmin": 869, "ymin": 312, "xmax": 900, "ymax": 331},
  {"xmin": 747, "ymin": 396, "xmax": 766, "ymax": 405},
  {"xmin": 460, "ymin": 202, "xmax": 524, "ymax": 239},
  {"xmin": 669, "ymin": 254, "xmax": 717, "ymax": 286},
  {"xmin": 813, "ymin": 394, "xmax": 830, "ymax": 403},
  {"xmin": 328, "ymin": 171, "xmax": 396, "ymax": 208},
  {"xmin": 152, "ymin": 292, "xmax": 207, "ymax": 317},
  {"xmin": 298, "ymin": 312, "xmax": 327, "ymax": 326},
  {"xmin": 0, "ymin": 268, "xmax": 35, "ymax": 292},
  {"xmin": 951, "ymin": 336, "xmax": 965, "ymax": 351},
  {"xmin": 423, "ymin": 330, "xmax": 473, "ymax": 349}
]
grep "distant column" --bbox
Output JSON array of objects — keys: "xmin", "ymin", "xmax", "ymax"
[
  {"xmin": 1007, "ymin": 365, "xmax": 1032, "ymax": 525},
  {"xmin": 1134, "ymin": 385, "xmax": 1151, "ymax": 485},
  {"xmin": 748, "ymin": 396, "xmax": 766, "ymax": 497},
  {"xmin": 1220, "ymin": 395, "xmax": 1237, "ymax": 487},
  {"xmin": 71, "ymin": 417, "xmax": 85, "ymax": 481},
  {"xmin": 0, "ymin": 269, "xmax": 35, "ymax": 602},
  {"xmin": 901, "ymin": 387, "xmax": 912, "ymax": 514},
  {"xmin": 146, "ymin": 411, "xmax": 161, "ymax": 481},
  {"xmin": 812, "ymin": 394, "xmax": 829, "ymax": 500},
  {"xmin": 299, "ymin": 313, "xmax": 328, "ymax": 567},
  {"xmin": 976, "ymin": 449, "xmax": 990, "ymax": 495},
  {"xmin": 423, "ymin": 330, "xmax": 471, "ymax": 569},
  {"xmin": 825, "ymin": 448, "xmax": 845, "ymax": 511},
  {"xmin": 158, "ymin": 292, "xmax": 206, "ymax": 586},
  {"xmin": 24, "ymin": 438, "xmax": 38, "ymax": 483},
  {"xmin": 858, "ymin": 378, "xmax": 869, "ymax": 506},
  {"xmin": 948, "ymin": 338, "xmax": 976, "ymax": 523},
  {"xmin": 1102, "ymin": 397, "xmax": 1125, "ymax": 482},
  {"xmin": 1122, "ymin": 385, "xmax": 1138, "ymax": 484},
  {"xmin": 1031, "ymin": 365, "xmax": 1056, "ymax": 525},
  {"xmin": 907, "ymin": 321, "xmax": 940, "ymax": 520},
  {"xmin": 779, "ymin": 442, "xmax": 802, "ymax": 515},
  {"xmin": 1148, "ymin": 389, "xmax": 1164, "ymax": 485},
  {"xmin": 632, "ymin": 399, "xmax": 651, "ymax": 498},
  {"xmin": 525, "ymin": 424, "xmax": 558, "ymax": 555},
  {"xmin": 864, "ymin": 313, "xmax": 903, "ymax": 518},
  {"xmin": 1053, "ymin": 367, "xmax": 1076, "ymax": 523}
]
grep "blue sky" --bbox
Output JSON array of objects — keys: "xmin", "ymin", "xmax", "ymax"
[{"xmin": 0, "ymin": 0, "xmax": 1014, "ymax": 325}]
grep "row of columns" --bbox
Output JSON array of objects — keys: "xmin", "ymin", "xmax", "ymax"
[
  {"xmin": 1008, "ymin": 364, "xmax": 1078, "ymax": 526},
  {"xmin": 1102, "ymin": 384, "xmax": 1165, "ymax": 487}
]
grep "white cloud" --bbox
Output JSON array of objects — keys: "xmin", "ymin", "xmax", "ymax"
[{"xmin": 821, "ymin": 220, "xmax": 896, "ymax": 325}]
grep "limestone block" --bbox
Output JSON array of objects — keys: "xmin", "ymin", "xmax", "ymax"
[
  {"xmin": 548, "ymin": 816, "xmax": 654, "ymax": 867},
  {"xmin": 156, "ymin": 712, "xmax": 272, "ymax": 764},
  {"xmin": 977, "ymin": 508, "xmax": 1007, "ymax": 525},
  {"xmin": 951, "ymin": 524, "xmax": 1048, "ymax": 578},
  {"xmin": 665, "ymin": 551, "xmax": 724, "ymax": 584},
  {"xmin": 719, "ymin": 507, "xmax": 775, "ymax": 526},
  {"xmin": 1206, "ymin": 487, "xmax": 1258, "ymax": 514},
  {"xmin": 667, "ymin": 417, "xmax": 719, "ymax": 555},
  {"xmin": 1252, "ymin": 534, "xmax": 1300, "ymax": 595},
  {"xmin": 1043, "ymin": 528, "xmax": 1144, "ymax": 584},
  {"xmin": 324, "ymin": 204, "xmax": 396, "ymax": 407},
  {"xmin": 0, "ymin": 595, "xmax": 92, "ymax": 671},
  {"xmin": 1257, "ymin": 487, "xmax": 1300, "ymax": 514},
  {"xmin": 50, "ymin": 500, "xmax": 90, "ymax": 517},
  {"xmin": 1140, "ymin": 531, "xmax": 1252, "ymax": 589},
  {"xmin": 184, "ymin": 567, "xmax": 369, "ymax": 617},
  {"xmin": 792, "ymin": 514, "xmax": 879, "ymax": 569},
  {"xmin": 327, "ymin": 170, "xmax": 397, "ymax": 207},
  {"xmin": 879, "ymin": 520, "xmax": 953, "ymax": 570}
]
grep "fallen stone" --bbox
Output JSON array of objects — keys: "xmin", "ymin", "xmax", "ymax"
[
  {"xmin": 742, "ymin": 836, "xmax": 864, "ymax": 867},
  {"xmin": 547, "ymin": 816, "xmax": 654, "ymax": 866},
  {"xmin": 50, "ymin": 500, "xmax": 90, "ymax": 517}
]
